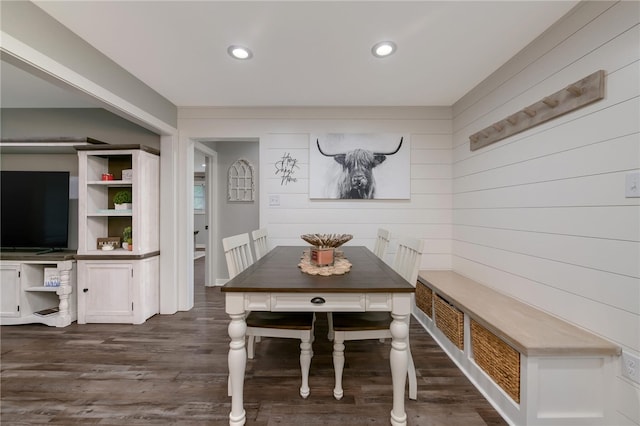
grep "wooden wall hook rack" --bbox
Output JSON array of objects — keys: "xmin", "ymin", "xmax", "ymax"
[{"xmin": 469, "ymin": 70, "xmax": 605, "ymax": 151}]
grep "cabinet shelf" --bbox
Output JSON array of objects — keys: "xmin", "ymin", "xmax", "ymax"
[
  {"xmin": 88, "ymin": 180, "xmax": 132, "ymax": 186},
  {"xmin": 82, "ymin": 248, "xmax": 131, "ymax": 256},
  {"xmin": 33, "ymin": 311, "xmax": 59, "ymax": 318},
  {"xmin": 78, "ymin": 147, "xmax": 158, "ymax": 256},
  {"xmin": 25, "ymin": 286, "xmax": 59, "ymax": 292},
  {"xmin": 90, "ymin": 209, "xmax": 133, "ymax": 216}
]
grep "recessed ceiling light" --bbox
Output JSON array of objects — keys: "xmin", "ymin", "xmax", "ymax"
[
  {"xmin": 371, "ymin": 41, "xmax": 396, "ymax": 58},
  {"xmin": 227, "ymin": 45, "xmax": 252, "ymax": 60}
]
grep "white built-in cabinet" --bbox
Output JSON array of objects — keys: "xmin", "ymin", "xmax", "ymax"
[
  {"xmin": 0, "ymin": 263, "xmax": 20, "ymax": 317},
  {"xmin": 76, "ymin": 145, "xmax": 160, "ymax": 324},
  {"xmin": 78, "ymin": 257, "xmax": 159, "ymax": 324},
  {"xmin": 0, "ymin": 256, "xmax": 77, "ymax": 327}
]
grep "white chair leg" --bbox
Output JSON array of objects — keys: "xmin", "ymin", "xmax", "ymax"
[
  {"xmin": 255, "ymin": 336, "xmax": 261, "ymax": 343},
  {"xmin": 299, "ymin": 333, "xmax": 312, "ymax": 399},
  {"xmin": 327, "ymin": 312, "xmax": 334, "ymax": 341},
  {"xmin": 247, "ymin": 334, "xmax": 256, "ymax": 359},
  {"xmin": 407, "ymin": 339, "xmax": 417, "ymax": 400},
  {"xmin": 332, "ymin": 333, "xmax": 345, "ymax": 400}
]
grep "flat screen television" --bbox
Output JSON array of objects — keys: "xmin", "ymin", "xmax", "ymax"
[{"xmin": 1, "ymin": 171, "xmax": 70, "ymax": 251}]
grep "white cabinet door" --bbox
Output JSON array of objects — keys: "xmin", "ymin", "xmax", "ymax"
[
  {"xmin": 0, "ymin": 263, "xmax": 21, "ymax": 317},
  {"xmin": 79, "ymin": 262, "xmax": 133, "ymax": 323}
]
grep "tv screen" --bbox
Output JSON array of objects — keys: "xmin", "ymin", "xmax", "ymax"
[{"xmin": 1, "ymin": 171, "xmax": 70, "ymax": 250}]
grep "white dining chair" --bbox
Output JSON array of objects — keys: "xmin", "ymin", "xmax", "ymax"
[
  {"xmin": 327, "ymin": 228, "xmax": 393, "ymax": 341},
  {"xmin": 373, "ymin": 228, "xmax": 391, "ymax": 260},
  {"xmin": 330, "ymin": 237, "xmax": 424, "ymax": 401},
  {"xmin": 251, "ymin": 228, "xmax": 269, "ymax": 260},
  {"xmin": 223, "ymin": 232, "xmax": 315, "ymax": 398}
]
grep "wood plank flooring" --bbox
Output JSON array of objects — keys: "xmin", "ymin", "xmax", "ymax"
[{"xmin": 1, "ymin": 258, "xmax": 507, "ymax": 425}]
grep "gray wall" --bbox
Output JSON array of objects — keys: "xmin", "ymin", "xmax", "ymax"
[
  {"xmin": 212, "ymin": 141, "xmax": 259, "ymax": 279},
  {"xmin": 1, "ymin": 107, "xmax": 161, "ymax": 250}
]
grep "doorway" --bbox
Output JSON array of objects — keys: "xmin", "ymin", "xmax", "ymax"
[
  {"xmin": 197, "ymin": 139, "xmax": 259, "ymax": 283},
  {"xmin": 194, "ymin": 143, "xmax": 217, "ymax": 287}
]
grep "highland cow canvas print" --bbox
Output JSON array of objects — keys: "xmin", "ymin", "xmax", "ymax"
[{"xmin": 310, "ymin": 133, "xmax": 410, "ymax": 199}]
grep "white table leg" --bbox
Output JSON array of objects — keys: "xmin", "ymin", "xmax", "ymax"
[
  {"xmin": 389, "ymin": 311, "xmax": 409, "ymax": 426},
  {"xmin": 332, "ymin": 332, "xmax": 345, "ymax": 400},
  {"xmin": 228, "ymin": 311, "xmax": 247, "ymax": 426},
  {"xmin": 299, "ymin": 332, "xmax": 312, "ymax": 399}
]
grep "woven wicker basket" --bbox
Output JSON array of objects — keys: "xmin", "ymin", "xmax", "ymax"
[
  {"xmin": 415, "ymin": 281, "xmax": 433, "ymax": 318},
  {"xmin": 434, "ymin": 295, "xmax": 464, "ymax": 350},
  {"xmin": 471, "ymin": 319, "xmax": 520, "ymax": 403}
]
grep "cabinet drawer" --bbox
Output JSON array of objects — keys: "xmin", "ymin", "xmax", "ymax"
[{"xmin": 270, "ymin": 293, "xmax": 365, "ymax": 312}]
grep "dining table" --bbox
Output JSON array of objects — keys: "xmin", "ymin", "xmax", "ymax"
[{"xmin": 222, "ymin": 245, "xmax": 416, "ymax": 426}]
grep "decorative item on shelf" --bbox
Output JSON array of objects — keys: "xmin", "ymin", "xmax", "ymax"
[
  {"xmin": 101, "ymin": 173, "xmax": 114, "ymax": 181},
  {"xmin": 43, "ymin": 268, "xmax": 60, "ymax": 287},
  {"xmin": 121, "ymin": 169, "xmax": 133, "ymax": 181},
  {"xmin": 300, "ymin": 233, "xmax": 353, "ymax": 268},
  {"xmin": 113, "ymin": 190, "xmax": 132, "ymax": 210},
  {"xmin": 122, "ymin": 226, "xmax": 132, "ymax": 251},
  {"xmin": 97, "ymin": 237, "xmax": 121, "ymax": 250}
]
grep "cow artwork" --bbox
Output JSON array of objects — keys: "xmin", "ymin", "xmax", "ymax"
[
  {"xmin": 316, "ymin": 138, "xmax": 403, "ymax": 199},
  {"xmin": 310, "ymin": 133, "xmax": 410, "ymax": 200}
]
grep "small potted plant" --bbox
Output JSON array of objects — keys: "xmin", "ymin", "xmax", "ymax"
[
  {"xmin": 122, "ymin": 226, "xmax": 132, "ymax": 250},
  {"xmin": 113, "ymin": 190, "xmax": 132, "ymax": 210}
]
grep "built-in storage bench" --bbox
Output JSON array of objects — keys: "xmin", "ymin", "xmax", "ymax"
[{"xmin": 414, "ymin": 270, "xmax": 620, "ymax": 426}]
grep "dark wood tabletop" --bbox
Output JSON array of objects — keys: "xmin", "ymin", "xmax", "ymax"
[{"xmin": 222, "ymin": 245, "xmax": 415, "ymax": 293}]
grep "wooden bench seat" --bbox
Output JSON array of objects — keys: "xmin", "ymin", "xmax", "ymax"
[
  {"xmin": 418, "ymin": 270, "xmax": 619, "ymax": 357},
  {"xmin": 414, "ymin": 270, "xmax": 620, "ymax": 426}
]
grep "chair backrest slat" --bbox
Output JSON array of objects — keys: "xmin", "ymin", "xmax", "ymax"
[
  {"xmin": 392, "ymin": 237, "xmax": 424, "ymax": 286},
  {"xmin": 222, "ymin": 233, "xmax": 254, "ymax": 278},
  {"xmin": 251, "ymin": 228, "xmax": 269, "ymax": 260},
  {"xmin": 373, "ymin": 228, "xmax": 391, "ymax": 259}
]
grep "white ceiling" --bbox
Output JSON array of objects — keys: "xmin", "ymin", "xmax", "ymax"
[{"xmin": 3, "ymin": 1, "xmax": 579, "ymax": 108}]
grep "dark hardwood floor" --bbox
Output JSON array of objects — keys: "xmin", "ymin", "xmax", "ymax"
[{"xmin": 1, "ymin": 258, "xmax": 507, "ymax": 425}]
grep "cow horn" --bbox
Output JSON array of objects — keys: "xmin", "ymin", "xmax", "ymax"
[
  {"xmin": 374, "ymin": 137, "xmax": 403, "ymax": 156},
  {"xmin": 316, "ymin": 137, "xmax": 403, "ymax": 156},
  {"xmin": 316, "ymin": 139, "xmax": 336, "ymax": 157}
]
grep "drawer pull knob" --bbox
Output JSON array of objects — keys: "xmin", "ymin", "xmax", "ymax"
[{"xmin": 310, "ymin": 297, "xmax": 326, "ymax": 305}]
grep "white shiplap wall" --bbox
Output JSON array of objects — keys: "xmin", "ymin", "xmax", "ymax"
[
  {"xmin": 451, "ymin": 1, "xmax": 640, "ymax": 424},
  {"xmin": 178, "ymin": 107, "xmax": 453, "ymax": 269}
]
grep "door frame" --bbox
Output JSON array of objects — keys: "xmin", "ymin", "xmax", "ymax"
[{"xmin": 194, "ymin": 142, "xmax": 217, "ymax": 287}]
